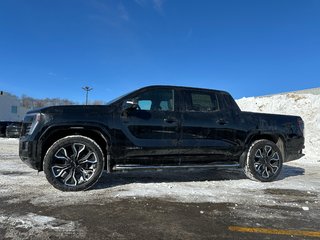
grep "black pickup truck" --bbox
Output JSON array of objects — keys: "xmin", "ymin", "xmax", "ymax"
[{"xmin": 19, "ymin": 85, "xmax": 304, "ymax": 191}]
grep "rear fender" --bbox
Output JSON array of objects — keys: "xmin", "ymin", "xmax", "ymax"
[{"xmin": 239, "ymin": 133, "xmax": 285, "ymax": 167}]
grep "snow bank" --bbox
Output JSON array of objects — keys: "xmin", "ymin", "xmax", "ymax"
[{"xmin": 236, "ymin": 93, "xmax": 320, "ymax": 162}]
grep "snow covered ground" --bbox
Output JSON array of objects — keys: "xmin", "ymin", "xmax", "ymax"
[{"xmin": 0, "ymin": 93, "xmax": 319, "ymax": 239}]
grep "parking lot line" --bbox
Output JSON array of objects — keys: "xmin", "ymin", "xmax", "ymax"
[{"xmin": 229, "ymin": 226, "xmax": 320, "ymax": 238}]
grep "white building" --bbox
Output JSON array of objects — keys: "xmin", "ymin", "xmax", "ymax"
[{"xmin": 0, "ymin": 91, "xmax": 29, "ymax": 121}]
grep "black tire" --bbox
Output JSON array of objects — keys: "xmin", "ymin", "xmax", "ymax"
[
  {"xmin": 244, "ymin": 139, "xmax": 283, "ymax": 182},
  {"xmin": 43, "ymin": 135, "xmax": 105, "ymax": 191}
]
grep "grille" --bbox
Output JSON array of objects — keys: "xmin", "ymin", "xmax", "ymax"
[{"xmin": 21, "ymin": 122, "xmax": 32, "ymax": 136}]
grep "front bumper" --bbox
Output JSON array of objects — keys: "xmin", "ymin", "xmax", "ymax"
[{"xmin": 19, "ymin": 138, "xmax": 41, "ymax": 170}]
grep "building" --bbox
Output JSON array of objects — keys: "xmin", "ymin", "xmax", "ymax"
[{"xmin": 0, "ymin": 91, "xmax": 29, "ymax": 121}]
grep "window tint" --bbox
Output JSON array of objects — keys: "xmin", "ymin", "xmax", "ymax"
[
  {"xmin": 222, "ymin": 94, "xmax": 233, "ymax": 107},
  {"xmin": 185, "ymin": 91, "xmax": 219, "ymax": 112},
  {"xmin": 138, "ymin": 100, "xmax": 152, "ymax": 110},
  {"xmin": 134, "ymin": 89, "xmax": 174, "ymax": 111},
  {"xmin": 220, "ymin": 93, "xmax": 240, "ymax": 111}
]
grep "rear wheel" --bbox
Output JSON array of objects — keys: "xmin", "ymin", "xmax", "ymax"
[
  {"xmin": 244, "ymin": 139, "xmax": 283, "ymax": 182},
  {"xmin": 43, "ymin": 135, "xmax": 105, "ymax": 191}
]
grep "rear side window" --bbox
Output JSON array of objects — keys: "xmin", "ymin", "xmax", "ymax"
[
  {"xmin": 219, "ymin": 93, "xmax": 240, "ymax": 111},
  {"xmin": 184, "ymin": 91, "xmax": 219, "ymax": 112}
]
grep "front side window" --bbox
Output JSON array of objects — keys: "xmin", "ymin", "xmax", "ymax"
[{"xmin": 134, "ymin": 89, "xmax": 174, "ymax": 111}]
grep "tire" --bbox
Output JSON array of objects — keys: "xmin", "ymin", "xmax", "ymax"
[
  {"xmin": 244, "ymin": 139, "xmax": 283, "ymax": 182},
  {"xmin": 43, "ymin": 135, "xmax": 105, "ymax": 191}
]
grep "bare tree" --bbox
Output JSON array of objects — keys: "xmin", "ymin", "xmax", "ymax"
[
  {"xmin": 91, "ymin": 100, "xmax": 105, "ymax": 105},
  {"xmin": 20, "ymin": 95, "xmax": 76, "ymax": 109}
]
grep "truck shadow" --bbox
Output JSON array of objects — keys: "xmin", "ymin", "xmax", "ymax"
[
  {"xmin": 94, "ymin": 165, "xmax": 305, "ymax": 189},
  {"xmin": 277, "ymin": 164, "xmax": 305, "ymax": 180}
]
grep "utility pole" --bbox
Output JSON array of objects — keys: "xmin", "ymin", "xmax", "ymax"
[{"xmin": 82, "ymin": 86, "xmax": 93, "ymax": 105}]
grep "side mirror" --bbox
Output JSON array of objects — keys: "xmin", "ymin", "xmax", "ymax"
[{"xmin": 122, "ymin": 99, "xmax": 139, "ymax": 111}]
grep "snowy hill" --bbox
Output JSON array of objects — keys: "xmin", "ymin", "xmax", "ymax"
[{"xmin": 236, "ymin": 93, "xmax": 320, "ymax": 162}]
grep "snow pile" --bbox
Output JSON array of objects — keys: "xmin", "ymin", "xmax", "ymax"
[{"xmin": 236, "ymin": 93, "xmax": 320, "ymax": 162}]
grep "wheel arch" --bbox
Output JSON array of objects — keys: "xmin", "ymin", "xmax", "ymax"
[
  {"xmin": 38, "ymin": 124, "xmax": 111, "ymax": 171},
  {"xmin": 239, "ymin": 133, "xmax": 286, "ymax": 167}
]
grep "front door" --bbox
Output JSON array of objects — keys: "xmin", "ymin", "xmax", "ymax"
[{"xmin": 119, "ymin": 88, "xmax": 180, "ymax": 160}]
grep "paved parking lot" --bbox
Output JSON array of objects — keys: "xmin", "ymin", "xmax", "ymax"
[{"xmin": 0, "ymin": 138, "xmax": 319, "ymax": 239}]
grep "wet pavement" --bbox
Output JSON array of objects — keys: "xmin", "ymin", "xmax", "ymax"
[{"xmin": 1, "ymin": 196, "xmax": 320, "ymax": 239}]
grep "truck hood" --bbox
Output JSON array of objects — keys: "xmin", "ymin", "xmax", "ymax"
[{"xmin": 27, "ymin": 105, "xmax": 112, "ymax": 115}]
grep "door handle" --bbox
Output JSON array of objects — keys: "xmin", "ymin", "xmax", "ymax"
[
  {"xmin": 216, "ymin": 119, "xmax": 228, "ymax": 125},
  {"xmin": 164, "ymin": 118, "xmax": 177, "ymax": 124}
]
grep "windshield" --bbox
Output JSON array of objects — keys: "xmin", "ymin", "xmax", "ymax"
[{"xmin": 106, "ymin": 89, "xmax": 136, "ymax": 105}]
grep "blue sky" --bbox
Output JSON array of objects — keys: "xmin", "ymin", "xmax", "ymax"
[{"xmin": 0, "ymin": 0, "xmax": 319, "ymax": 103}]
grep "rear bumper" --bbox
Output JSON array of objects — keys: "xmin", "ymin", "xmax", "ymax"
[
  {"xmin": 285, "ymin": 151, "xmax": 305, "ymax": 162},
  {"xmin": 284, "ymin": 135, "xmax": 305, "ymax": 162}
]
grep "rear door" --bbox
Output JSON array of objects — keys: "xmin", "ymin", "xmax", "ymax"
[{"xmin": 179, "ymin": 89, "xmax": 239, "ymax": 162}]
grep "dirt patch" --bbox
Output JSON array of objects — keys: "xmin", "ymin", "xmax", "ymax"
[
  {"xmin": 265, "ymin": 188, "xmax": 317, "ymax": 197},
  {"xmin": 0, "ymin": 171, "xmax": 30, "ymax": 176}
]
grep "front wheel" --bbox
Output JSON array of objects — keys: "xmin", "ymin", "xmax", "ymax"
[
  {"xmin": 244, "ymin": 139, "xmax": 283, "ymax": 182},
  {"xmin": 43, "ymin": 135, "xmax": 105, "ymax": 191}
]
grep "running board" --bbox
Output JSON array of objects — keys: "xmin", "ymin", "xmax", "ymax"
[{"xmin": 112, "ymin": 163, "xmax": 240, "ymax": 172}]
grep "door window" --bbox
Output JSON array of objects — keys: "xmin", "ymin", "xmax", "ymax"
[
  {"xmin": 134, "ymin": 89, "xmax": 174, "ymax": 111},
  {"xmin": 185, "ymin": 91, "xmax": 219, "ymax": 112}
]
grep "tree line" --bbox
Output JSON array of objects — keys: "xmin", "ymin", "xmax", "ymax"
[{"xmin": 20, "ymin": 95, "xmax": 105, "ymax": 109}]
